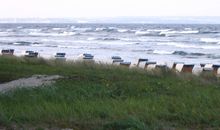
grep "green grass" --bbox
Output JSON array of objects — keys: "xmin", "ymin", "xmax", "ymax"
[{"xmin": 0, "ymin": 56, "xmax": 220, "ymax": 130}]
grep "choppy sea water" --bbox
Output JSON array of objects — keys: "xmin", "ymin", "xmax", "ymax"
[{"xmin": 0, "ymin": 23, "xmax": 220, "ymax": 64}]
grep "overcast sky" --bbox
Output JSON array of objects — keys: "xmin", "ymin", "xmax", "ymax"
[{"xmin": 0, "ymin": 0, "xmax": 220, "ymax": 18}]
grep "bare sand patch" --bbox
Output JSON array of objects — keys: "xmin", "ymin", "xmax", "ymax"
[{"xmin": 0, "ymin": 75, "xmax": 62, "ymax": 92}]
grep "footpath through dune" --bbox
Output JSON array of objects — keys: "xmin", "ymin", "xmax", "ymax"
[{"xmin": 0, "ymin": 75, "xmax": 62, "ymax": 92}]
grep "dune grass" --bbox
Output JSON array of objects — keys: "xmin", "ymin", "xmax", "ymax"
[{"xmin": 0, "ymin": 56, "xmax": 220, "ymax": 129}]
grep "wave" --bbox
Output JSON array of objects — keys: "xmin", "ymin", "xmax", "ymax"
[
  {"xmin": 199, "ymin": 30, "xmax": 219, "ymax": 34},
  {"xmin": 152, "ymin": 50, "xmax": 207, "ymax": 57},
  {"xmin": 135, "ymin": 31, "xmax": 165, "ymax": 37},
  {"xmin": 95, "ymin": 27, "xmax": 118, "ymax": 32},
  {"xmin": 172, "ymin": 51, "xmax": 188, "ymax": 56},
  {"xmin": 21, "ymin": 28, "xmax": 42, "ymax": 33},
  {"xmin": 117, "ymin": 29, "xmax": 129, "ymax": 33},
  {"xmin": 153, "ymin": 50, "xmax": 174, "ymax": 55},
  {"xmin": 207, "ymin": 54, "xmax": 220, "ymax": 59},
  {"xmin": 87, "ymin": 37, "xmax": 120, "ymax": 41},
  {"xmin": 87, "ymin": 37, "xmax": 97, "ymax": 41},
  {"xmin": 160, "ymin": 30, "xmax": 199, "ymax": 37},
  {"xmin": 173, "ymin": 51, "xmax": 206, "ymax": 56},
  {"xmin": 147, "ymin": 29, "xmax": 172, "ymax": 32},
  {"xmin": 117, "ymin": 29, "xmax": 135, "ymax": 33},
  {"xmin": 200, "ymin": 38, "xmax": 220, "ymax": 44},
  {"xmin": 157, "ymin": 42, "xmax": 220, "ymax": 49},
  {"xmin": 73, "ymin": 27, "xmax": 93, "ymax": 32},
  {"xmin": 95, "ymin": 28, "xmax": 106, "ymax": 32},
  {"xmin": 10, "ymin": 41, "xmax": 41, "ymax": 46},
  {"xmin": 29, "ymin": 31, "xmax": 79, "ymax": 37},
  {"xmin": 45, "ymin": 45, "xmax": 58, "ymax": 48},
  {"xmin": 52, "ymin": 28, "xmax": 64, "ymax": 31}
]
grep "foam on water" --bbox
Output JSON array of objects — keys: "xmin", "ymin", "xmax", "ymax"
[
  {"xmin": 1, "ymin": 24, "xmax": 220, "ymax": 64},
  {"xmin": 29, "ymin": 31, "xmax": 78, "ymax": 37},
  {"xmin": 157, "ymin": 42, "xmax": 220, "ymax": 50},
  {"xmin": 153, "ymin": 50, "xmax": 174, "ymax": 55},
  {"xmin": 200, "ymin": 38, "xmax": 220, "ymax": 44}
]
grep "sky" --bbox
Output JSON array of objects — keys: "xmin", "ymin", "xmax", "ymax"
[{"xmin": 0, "ymin": 0, "xmax": 220, "ymax": 18}]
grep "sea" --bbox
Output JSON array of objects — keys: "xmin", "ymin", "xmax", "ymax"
[{"xmin": 0, "ymin": 23, "xmax": 220, "ymax": 65}]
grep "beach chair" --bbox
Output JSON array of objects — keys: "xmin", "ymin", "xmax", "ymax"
[
  {"xmin": 182, "ymin": 64, "xmax": 195, "ymax": 73},
  {"xmin": 112, "ymin": 59, "xmax": 124, "ymax": 65},
  {"xmin": 174, "ymin": 62, "xmax": 184, "ymax": 72},
  {"xmin": 213, "ymin": 65, "xmax": 220, "ymax": 76},
  {"xmin": 25, "ymin": 51, "xmax": 38, "ymax": 58},
  {"xmin": 111, "ymin": 56, "xmax": 122, "ymax": 60},
  {"xmin": 137, "ymin": 58, "xmax": 148, "ymax": 68},
  {"xmin": 120, "ymin": 62, "xmax": 131, "ymax": 67},
  {"xmin": 111, "ymin": 56, "xmax": 123, "ymax": 65},
  {"xmin": 203, "ymin": 63, "xmax": 214, "ymax": 72},
  {"xmin": 155, "ymin": 64, "xmax": 168, "ymax": 71},
  {"xmin": 192, "ymin": 65, "xmax": 203, "ymax": 76},
  {"xmin": 78, "ymin": 53, "xmax": 94, "ymax": 62},
  {"xmin": 1, "ymin": 49, "xmax": 14, "ymax": 55},
  {"xmin": 55, "ymin": 53, "xmax": 66, "ymax": 61},
  {"xmin": 145, "ymin": 61, "xmax": 157, "ymax": 70},
  {"xmin": 217, "ymin": 68, "xmax": 220, "ymax": 77},
  {"xmin": 172, "ymin": 62, "xmax": 184, "ymax": 70}
]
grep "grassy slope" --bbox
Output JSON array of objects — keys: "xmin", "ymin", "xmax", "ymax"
[{"xmin": 0, "ymin": 56, "xmax": 220, "ymax": 130}]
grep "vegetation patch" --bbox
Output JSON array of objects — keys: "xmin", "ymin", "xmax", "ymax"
[{"xmin": 0, "ymin": 56, "xmax": 220, "ymax": 129}]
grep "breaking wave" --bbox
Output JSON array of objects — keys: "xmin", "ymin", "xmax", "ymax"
[
  {"xmin": 29, "ymin": 31, "xmax": 79, "ymax": 37},
  {"xmin": 200, "ymin": 38, "xmax": 220, "ymax": 44},
  {"xmin": 157, "ymin": 42, "xmax": 220, "ymax": 49},
  {"xmin": 135, "ymin": 31, "xmax": 165, "ymax": 36}
]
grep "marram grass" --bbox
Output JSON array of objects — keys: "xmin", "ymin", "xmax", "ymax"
[{"xmin": 0, "ymin": 56, "xmax": 220, "ymax": 130}]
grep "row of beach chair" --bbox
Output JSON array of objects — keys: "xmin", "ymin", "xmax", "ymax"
[{"xmin": 1, "ymin": 49, "xmax": 220, "ymax": 76}]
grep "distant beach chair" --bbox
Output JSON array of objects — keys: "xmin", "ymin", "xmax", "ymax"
[
  {"xmin": 213, "ymin": 65, "xmax": 220, "ymax": 76},
  {"xmin": 111, "ymin": 56, "xmax": 123, "ymax": 65},
  {"xmin": 155, "ymin": 64, "xmax": 168, "ymax": 71},
  {"xmin": 55, "ymin": 53, "xmax": 66, "ymax": 61},
  {"xmin": 217, "ymin": 68, "xmax": 220, "ymax": 77},
  {"xmin": 200, "ymin": 63, "xmax": 206, "ymax": 68},
  {"xmin": 174, "ymin": 63, "xmax": 185, "ymax": 72},
  {"xmin": 145, "ymin": 61, "xmax": 157, "ymax": 70},
  {"xmin": 112, "ymin": 59, "xmax": 124, "ymax": 65},
  {"xmin": 25, "ymin": 51, "xmax": 38, "ymax": 58},
  {"xmin": 111, "ymin": 56, "xmax": 122, "ymax": 60},
  {"xmin": 172, "ymin": 62, "xmax": 184, "ymax": 70},
  {"xmin": 202, "ymin": 63, "xmax": 214, "ymax": 73},
  {"xmin": 172, "ymin": 62, "xmax": 184, "ymax": 72},
  {"xmin": 1, "ymin": 49, "xmax": 14, "ymax": 55},
  {"xmin": 78, "ymin": 53, "xmax": 94, "ymax": 63},
  {"xmin": 192, "ymin": 65, "xmax": 203, "ymax": 76},
  {"xmin": 182, "ymin": 64, "xmax": 195, "ymax": 73},
  {"xmin": 120, "ymin": 62, "xmax": 131, "ymax": 67},
  {"xmin": 137, "ymin": 58, "xmax": 148, "ymax": 68}
]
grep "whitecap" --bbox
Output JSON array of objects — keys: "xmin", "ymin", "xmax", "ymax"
[
  {"xmin": 117, "ymin": 29, "xmax": 129, "ymax": 33},
  {"xmin": 147, "ymin": 29, "xmax": 172, "ymax": 32},
  {"xmin": 200, "ymin": 38, "xmax": 220, "ymax": 44},
  {"xmin": 160, "ymin": 30, "xmax": 199, "ymax": 37},
  {"xmin": 29, "ymin": 31, "xmax": 78, "ymax": 37},
  {"xmin": 157, "ymin": 42, "xmax": 220, "ymax": 49},
  {"xmin": 135, "ymin": 31, "xmax": 151, "ymax": 36},
  {"xmin": 153, "ymin": 50, "xmax": 174, "ymax": 55},
  {"xmin": 95, "ymin": 28, "xmax": 106, "ymax": 31},
  {"xmin": 52, "ymin": 28, "xmax": 63, "ymax": 31},
  {"xmin": 87, "ymin": 37, "xmax": 97, "ymax": 41}
]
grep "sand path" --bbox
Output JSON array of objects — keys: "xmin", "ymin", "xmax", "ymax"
[{"xmin": 0, "ymin": 75, "xmax": 62, "ymax": 92}]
